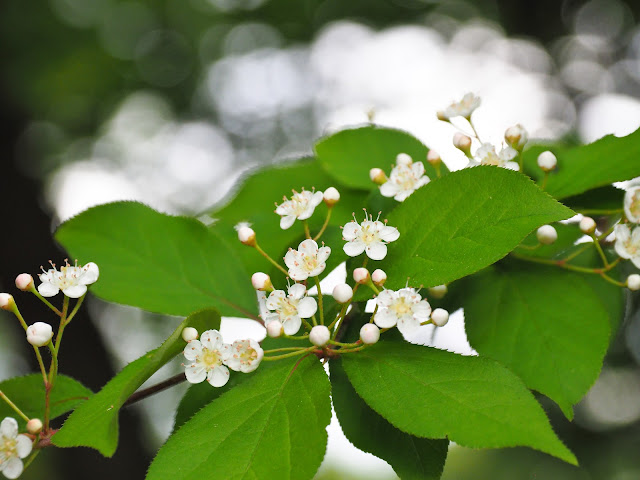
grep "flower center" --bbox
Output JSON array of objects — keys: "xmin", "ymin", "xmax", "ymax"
[
  {"xmin": 2, "ymin": 438, "xmax": 17, "ymax": 457},
  {"xmin": 361, "ymin": 226, "xmax": 379, "ymax": 245},
  {"xmin": 303, "ymin": 255, "xmax": 319, "ymax": 271},
  {"xmin": 240, "ymin": 348, "xmax": 258, "ymax": 365},
  {"xmin": 631, "ymin": 193, "xmax": 640, "ymax": 218},
  {"xmin": 392, "ymin": 299, "xmax": 412, "ymax": 316},
  {"xmin": 279, "ymin": 298, "xmax": 298, "ymax": 318},
  {"xmin": 201, "ymin": 349, "xmax": 221, "ymax": 369}
]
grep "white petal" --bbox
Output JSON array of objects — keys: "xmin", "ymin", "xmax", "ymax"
[
  {"xmin": 397, "ymin": 316, "xmax": 420, "ymax": 336},
  {"xmin": 299, "ymin": 239, "xmax": 319, "ymax": 256},
  {"xmin": 2, "ymin": 457, "xmax": 24, "ymax": 480},
  {"xmin": 615, "ymin": 239, "xmax": 632, "ymax": 260},
  {"xmin": 288, "ymin": 267, "xmax": 309, "ymax": 281},
  {"xmin": 62, "ymin": 284, "xmax": 88, "ymax": 298},
  {"xmin": 184, "ymin": 340, "xmax": 203, "ymax": 361},
  {"xmin": 343, "ymin": 241, "xmax": 366, "ymax": 257},
  {"xmin": 366, "ymin": 242, "xmax": 388, "ymax": 260},
  {"xmin": 316, "ymin": 246, "xmax": 331, "ymax": 263},
  {"xmin": 297, "ymin": 296, "xmax": 318, "ymax": 318},
  {"xmin": 380, "ymin": 182, "xmax": 399, "ymax": 198},
  {"xmin": 0, "ymin": 417, "xmax": 18, "ymax": 438},
  {"xmin": 284, "ymin": 250, "xmax": 298, "ymax": 270},
  {"xmin": 412, "ymin": 162, "xmax": 425, "ymax": 177},
  {"xmin": 504, "ymin": 161, "xmax": 520, "ymax": 171},
  {"xmin": 280, "ymin": 215, "xmax": 296, "ymax": 230},
  {"xmin": 412, "ymin": 300, "xmax": 432, "ymax": 320},
  {"xmin": 288, "ymin": 283, "xmax": 307, "ymax": 300},
  {"xmin": 394, "ymin": 191, "xmax": 411, "ymax": 202},
  {"xmin": 201, "ymin": 330, "xmax": 223, "ymax": 351},
  {"xmin": 185, "ymin": 364, "xmax": 207, "ymax": 384},
  {"xmin": 342, "ymin": 222, "xmax": 360, "ymax": 241},
  {"xmin": 207, "ymin": 365, "xmax": 230, "ymax": 387},
  {"xmin": 631, "ymin": 226, "xmax": 640, "ymax": 245},
  {"xmin": 79, "ymin": 262, "xmax": 100, "ymax": 284},
  {"xmin": 283, "ymin": 316, "xmax": 302, "ymax": 335},
  {"xmin": 37, "ymin": 282, "xmax": 59, "ymax": 297},
  {"xmin": 310, "ymin": 191, "xmax": 324, "ymax": 207},
  {"xmin": 267, "ymin": 290, "xmax": 286, "ymax": 310},
  {"xmin": 308, "ymin": 264, "xmax": 326, "ymax": 277},
  {"xmin": 376, "ymin": 290, "xmax": 396, "ymax": 308},
  {"xmin": 15, "ymin": 434, "xmax": 33, "ymax": 458},
  {"xmin": 374, "ymin": 309, "xmax": 398, "ymax": 328},
  {"xmin": 380, "ymin": 226, "xmax": 400, "ymax": 242}
]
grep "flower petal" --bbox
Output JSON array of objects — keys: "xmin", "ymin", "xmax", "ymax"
[
  {"xmin": 366, "ymin": 242, "xmax": 388, "ymax": 260},
  {"xmin": 79, "ymin": 262, "xmax": 100, "ymax": 284},
  {"xmin": 61, "ymin": 284, "xmax": 88, "ymax": 299},
  {"xmin": 299, "ymin": 239, "xmax": 319, "ymax": 256},
  {"xmin": 267, "ymin": 290, "xmax": 286, "ymax": 310},
  {"xmin": 15, "ymin": 434, "xmax": 33, "ymax": 458},
  {"xmin": 297, "ymin": 296, "xmax": 318, "ymax": 318},
  {"xmin": 343, "ymin": 241, "xmax": 366, "ymax": 257},
  {"xmin": 185, "ymin": 364, "xmax": 207, "ymax": 384},
  {"xmin": 0, "ymin": 417, "xmax": 18, "ymax": 438},
  {"xmin": 288, "ymin": 283, "xmax": 307, "ymax": 300},
  {"xmin": 375, "ymin": 290, "xmax": 396, "ymax": 308},
  {"xmin": 412, "ymin": 300, "xmax": 432, "ymax": 320},
  {"xmin": 342, "ymin": 221, "xmax": 360, "ymax": 241},
  {"xmin": 201, "ymin": 330, "xmax": 223, "ymax": 351},
  {"xmin": 184, "ymin": 340, "xmax": 203, "ymax": 361},
  {"xmin": 283, "ymin": 316, "xmax": 302, "ymax": 335},
  {"xmin": 316, "ymin": 246, "xmax": 331, "ymax": 263},
  {"xmin": 374, "ymin": 309, "xmax": 398, "ymax": 328},
  {"xmin": 37, "ymin": 282, "xmax": 59, "ymax": 298},
  {"xmin": 380, "ymin": 226, "xmax": 400, "ymax": 242},
  {"xmin": 2, "ymin": 457, "xmax": 24, "ymax": 480},
  {"xmin": 397, "ymin": 316, "xmax": 421, "ymax": 336},
  {"xmin": 280, "ymin": 215, "xmax": 296, "ymax": 230},
  {"xmin": 380, "ymin": 182, "xmax": 399, "ymax": 198},
  {"xmin": 207, "ymin": 365, "xmax": 230, "ymax": 387}
]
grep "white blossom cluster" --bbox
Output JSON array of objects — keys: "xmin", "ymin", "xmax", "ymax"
[{"xmin": 615, "ymin": 186, "xmax": 640, "ymax": 270}]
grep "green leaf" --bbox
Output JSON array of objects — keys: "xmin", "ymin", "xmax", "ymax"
[
  {"xmin": 561, "ymin": 185, "xmax": 625, "ymax": 215},
  {"xmin": 461, "ymin": 263, "xmax": 610, "ymax": 419},
  {"xmin": 0, "ymin": 374, "xmax": 91, "ymax": 429},
  {"xmin": 53, "ymin": 309, "xmax": 220, "ymax": 456},
  {"xmin": 208, "ymin": 158, "xmax": 367, "ymax": 288},
  {"xmin": 523, "ymin": 128, "xmax": 640, "ymax": 199},
  {"xmin": 342, "ymin": 342, "xmax": 576, "ymax": 464},
  {"xmin": 147, "ymin": 354, "xmax": 331, "ymax": 480},
  {"xmin": 382, "ymin": 166, "xmax": 575, "ymax": 289},
  {"xmin": 55, "ymin": 202, "xmax": 255, "ymax": 317},
  {"xmin": 315, "ymin": 126, "xmax": 447, "ymax": 191},
  {"xmin": 330, "ymin": 359, "xmax": 448, "ymax": 480}
]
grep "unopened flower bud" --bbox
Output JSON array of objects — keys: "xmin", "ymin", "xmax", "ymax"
[
  {"xmin": 266, "ymin": 320, "xmax": 283, "ymax": 338},
  {"xmin": 309, "ymin": 325, "xmax": 330, "ymax": 347},
  {"xmin": 323, "ymin": 187, "xmax": 340, "ymax": 207},
  {"xmin": 453, "ymin": 132, "xmax": 472, "ymax": 155},
  {"xmin": 431, "ymin": 308, "xmax": 449, "ymax": 327},
  {"xmin": 627, "ymin": 274, "xmax": 640, "ymax": 291},
  {"xmin": 182, "ymin": 327, "xmax": 198, "ymax": 342},
  {"xmin": 251, "ymin": 272, "xmax": 272, "ymax": 291},
  {"xmin": 26, "ymin": 418, "xmax": 43, "ymax": 435},
  {"xmin": 436, "ymin": 110, "xmax": 448, "ymax": 122},
  {"xmin": 579, "ymin": 216, "xmax": 597, "ymax": 235},
  {"xmin": 236, "ymin": 225, "xmax": 256, "ymax": 246},
  {"xmin": 332, "ymin": 284, "xmax": 353, "ymax": 304},
  {"xmin": 26, "ymin": 322, "xmax": 53, "ymax": 347},
  {"xmin": 426, "ymin": 150, "xmax": 441, "ymax": 166},
  {"xmin": 396, "ymin": 153, "xmax": 412, "ymax": 166},
  {"xmin": 537, "ymin": 225, "xmax": 558, "ymax": 245},
  {"xmin": 428, "ymin": 284, "xmax": 448, "ymax": 299},
  {"xmin": 371, "ymin": 269, "xmax": 387, "ymax": 286},
  {"xmin": 369, "ymin": 168, "xmax": 387, "ymax": 185},
  {"xmin": 537, "ymin": 151, "xmax": 557, "ymax": 172},
  {"xmin": 15, "ymin": 273, "xmax": 34, "ymax": 291},
  {"xmin": 353, "ymin": 268, "xmax": 370, "ymax": 284},
  {"xmin": 0, "ymin": 293, "xmax": 14, "ymax": 311},
  {"xmin": 360, "ymin": 323, "xmax": 380, "ymax": 344},
  {"xmin": 504, "ymin": 124, "xmax": 528, "ymax": 151}
]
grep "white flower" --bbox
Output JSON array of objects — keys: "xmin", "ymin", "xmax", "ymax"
[
  {"xmin": 504, "ymin": 124, "xmax": 528, "ymax": 151},
  {"xmin": 37, "ymin": 260, "xmax": 99, "ymax": 298},
  {"xmin": 225, "ymin": 339, "xmax": 263, "ymax": 373},
  {"xmin": 469, "ymin": 143, "xmax": 519, "ymax": 170},
  {"xmin": 374, "ymin": 288, "xmax": 432, "ymax": 336},
  {"xmin": 275, "ymin": 189, "xmax": 324, "ymax": 230},
  {"xmin": 379, "ymin": 155, "xmax": 430, "ymax": 202},
  {"xmin": 615, "ymin": 224, "xmax": 640, "ymax": 268},
  {"xmin": 183, "ymin": 330, "xmax": 231, "ymax": 387},
  {"xmin": 624, "ymin": 186, "xmax": 640, "ymax": 223},
  {"xmin": 284, "ymin": 239, "xmax": 331, "ymax": 281},
  {"xmin": 442, "ymin": 92, "xmax": 481, "ymax": 119},
  {"xmin": 0, "ymin": 417, "xmax": 32, "ymax": 480},
  {"xmin": 342, "ymin": 213, "xmax": 400, "ymax": 261},
  {"xmin": 26, "ymin": 323, "xmax": 53, "ymax": 347},
  {"xmin": 265, "ymin": 283, "xmax": 317, "ymax": 335}
]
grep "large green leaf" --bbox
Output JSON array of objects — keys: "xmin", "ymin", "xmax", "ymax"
[
  {"xmin": 208, "ymin": 158, "xmax": 366, "ymax": 288},
  {"xmin": 315, "ymin": 125, "xmax": 447, "ymax": 190},
  {"xmin": 342, "ymin": 342, "xmax": 576, "ymax": 464},
  {"xmin": 381, "ymin": 166, "xmax": 574, "ymax": 289},
  {"xmin": 523, "ymin": 128, "xmax": 640, "ymax": 199},
  {"xmin": 330, "ymin": 359, "xmax": 448, "ymax": 480},
  {"xmin": 461, "ymin": 263, "xmax": 610, "ymax": 419},
  {"xmin": 53, "ymin": 309, "xmax": 220, "ymax": 456},
  {"xmin": 55, "ymin": 201, "xmax": 255, "ymax": 317},
  {"xmin": 147, "ymin": 354, "xmax": 331, "ymax": 480},
  {"xmin": 0, "ymin": 374, "xmax": 91, "ymax": 429}
]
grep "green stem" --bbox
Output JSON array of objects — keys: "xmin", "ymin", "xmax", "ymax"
[
  {"xmin": 0, "ymin": 391, "xmax": 30, "ymax": 422},
  {"xmin": 512, "ymin": 252, "xmax": 620, "ymax": 275},
  {"xmin": 283, "ymin": 334, "xmax": 309, "ymax": 340},
  {"xmin": 577, "ymin": 208, "xmax": 623, "ymax": 215},
  {"xmin": 254, "ymin": 242, "xmax": 289, "ymax": 276},
  {"xmin": 328, "ymin": 340, "xmax": 360, "ymax": 348},
  {"xmin": 262, "ymin": 347, "xmax": 316, "ymax": 361},
  {"xmin": 517, "ymin": 243, "xmax": 541, "ymax": 251},
  {"xmin": 33, "ymin": 347, "xmax": 48, "ymax": 386},
  {"xmin": 64, "ymin": 294, "xmax": 86, "ymax": 325},
  {"xmin": 328, "ymin": 303, "xmax": 349, "ymax": 332},
  {"xmin": 303, "ymin": 220, "xmax": 312, "ymax": 240},
  {"xmin": 541, "ymin": 172, "xmax": 549, "ymax": 190},
  {"xmin": 592, "ymin": 234, "xmax": 609, "ymax": 267},
  {"xmin": 600, "ymin": 272, "xmax": 626, "ymax": 287},
  {"xmin": 9, "ymin": 304, "xmax": 29, "ymax": 331},
  {"xmin": 336, "ymin": 345, "xmax": 367, "ymax": 354},
  {"xmin": 264, "ymin": 347, "xmax": 309, "ymax": 353},
  {"xmin": 467, "ymin": 118, "xmax": 482, "ymax": 142},
  {"xmin": 314, "ymin": 277, "xmax": 324, "ymax": 325},
  {"xmin": 313, "ymin": 208, "xmax": 332, "ymax": 241},
  {"xmin": 517, "ymin": 151, "xmax": 523, "ymax": 172},
  {"xmin": 22, "ymin": 450, "xmax": 40, "ymax": 471}
]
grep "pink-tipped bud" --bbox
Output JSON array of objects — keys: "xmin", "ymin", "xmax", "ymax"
[
  {"xmin": 627, "ymin": 274, "xmax": 640, "ymax": 291},
  {"xmin": 537, "ymin": 151, "xmax": 557, "ymax": 172},
  {"xmin": 15, "ymin": 273, "xmax": 34, "ymax": 291},
  {"xmin": 428, "ymin": 284, "xmax": 448, "ymax": 299},
  {"xmin": 182, "ymin": 327, "xmax": 199, "ymax": 342},
  {"xmin": 396, "ymin": 153, "xmax": 412, "ymax": 166},
  {"xmin": 251, "ymin": 272, "xmax": 272, "ymax": 291},
  {"xmin": 536, "ymin": 225, "xmax": 557, "ymax": 245},
  {"xmin": 371, "ymin": 269, "xmax": 387, "ymax": 286},
  {"xmin": 309, "ymin": 325, "xmax": 331, "ymax": 347},
  {"xmin": 0, "ymin": 293, "xmax": 14, "ymax": 311},
  {"xmin": 431, "ymin": 308, "xmax": 449, "ymax": 327},
  {"xmin": 360, "ymin": 323, "xmax": 380, "ymax": 344},
  {"xmin": 323, "ymin": 187, "xmax": 340, "ymax": 207},
  {"xmin": 26, "ymin": 322, "xmax": 53, "ymax": 347},
  {"xmin": 353, "ymin": 268, "xmax": 370, "ymax": 285},
  {"xmin": 579, "ymin": 216, "xmax": 596, "ymax": 235},
  {"xmin": 426, "ymin": 150, "xmax": 441, "ymax": 166},
  {"xmin": 504, "ymin": 124, "xmax": 528, "ymax": 151},
  {"xmin": 453, "ymin": 133, "xmax": 472, "ymax": 155},
  {"xmin": 26, "ymin": 418, "xmax": 43, "ymax": 435},
  {"xmin": 369, "ymin": 168, "xmax": 387, "ymax": 185},
  {"xmin": 266, "ymin": 320, "xmax": 283, "ymax": 338},
  {"xmin": 236, "ymin": 225, "xmax": 256, "ymax": 246},
  {"xmin": 332, "ymin": 284, "xmax": 353, "ymax": 304}
]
